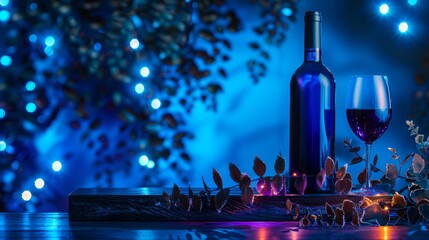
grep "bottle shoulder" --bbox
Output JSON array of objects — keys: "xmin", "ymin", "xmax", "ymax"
[{"xmin": 292, "ymin": 62, "xmax": 334, "ymax": 80}]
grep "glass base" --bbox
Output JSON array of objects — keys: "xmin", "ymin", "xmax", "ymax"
[{"xmin": 350, "ymin": 186, "xmax": 388, "ymax": 196}]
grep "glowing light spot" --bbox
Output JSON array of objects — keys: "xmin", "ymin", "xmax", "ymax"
[
  {"xmin": 130, "ymin": 38, "xmax": 140, "ymax": 49},
  {"xmin": 22, "ymin": 190, "xmax": 32, "ymax": 201},
  {"xmin": 34, "ymin": 178, "xmax": 45, "ymax": 189},
  {"xmin": 26, "ymin": 102, "xmax": 37, "ymax": 113},
  {"xmin": 93, "ymin": 42, "xmax": 102, "ymax": 51},
  {"xmin": 293, "ymin": 172, "xmax": 297, "ymax": 177},
  {"xmin": 2, "ymin": 171, "xmax": 14, "ymax": 183},
  {"xmin": 0, "ymin": 10, "xmax": 11, "ymax": 22},
  {"xmin": 379, "ymin": 4, "xmax": 389, "ymax": 15},
  {"xmin": 0, "ymin": 108, "xmax": 5, "ymax": 118},
  {"xmin": 26, "ymin": 81, "xmax": 36, "ymax": 91},
  {"xmin": 408, "ymin": 0, "xmax": 418, "ymax": 6},
  {"xmin": 281, "ymin": 7, "xmax": 293, "ymax": 17},
  {"xmin": 151, "ymin": 99, "xmax": 161, "ymax": 109},
  {"xmin": 399, "ymin": 22, "xmax": 409, "ymax": 33},
  {"xmin": 0, "ymin": 0, "xmax": 9, "ymax": 7},
  {"xmin": 44, "ymin": 47, "xmax": 54, "ymax": 56},
  {"xmin": 44, "ymin": 36, "xmax": 55, "ymax": 47},
  {"xmin": 0, "ymin": 55, "xmax": 12, "ymax": 67},
  {"xmin": 52, "ymin": 161, "xmax": 62, "ymax": 172},
  {"xmin": 384, "ymin": 206, "xmax": 389, "ymax": 210},
  {"xmin": 147, "ymin": 160, "xmax": 155, "ymax": 169},
  {"xmin": 0, "ymin": 140, "xmax": 6, "ymax": 151},
  {"xmin": 29, "ymin": 34, "xmax": 37, "ymax": 43},
  {"xmin": 29, "ymin": 3, "xmax": 38, "ymax": 10},
  {"xmin": 135, "ymin": 83, "xmax": 145, "ymax": 94},
  {"xmin": 139, "ymin": 155, "xmax": 149, "ymax": 166},
  {"xmin": 140, "ymin": 66, "xmax": 150, "ymax": 78}
]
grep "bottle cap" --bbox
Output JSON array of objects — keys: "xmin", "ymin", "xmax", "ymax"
[{"xmin": 305, "ymin": 11, "xmax": 322, "ymax": 22}]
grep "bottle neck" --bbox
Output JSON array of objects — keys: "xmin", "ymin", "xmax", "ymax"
[{"xmin": 304, "ymin": 12, "xmax": 322, "ymax": 63}]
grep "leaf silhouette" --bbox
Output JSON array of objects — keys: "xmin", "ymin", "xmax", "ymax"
[
  {"xmin": 349, "ymin": 147, "xmax": 361, "ymax": 153},
  {"xmin": 215, "ymin": 188, "xmax": 230, "ymax": 213},
  {"xmin": 162, "ymin": 190, "xmax": 171, "ymax": 209},
  {"xmin": 336, "ymin": 164, "xmax": 348, "ymax": 180},
  {"xmin": 294, "ymin": 174, "xmax": 307, "ymax": 195},
  {"xmin": 240, "ymin": 173, "xmax": 251, "ymax": 191},
  {"xmin": 388, "ymin": 147, "xmax": 397, "ymax": 154},
  {"xmin": 274, "ymin": 154, "xmax": 285, "ymax": 174},
  {"xmin": 172, "ymin": 183, "xmax": 180, "ymax": 202},
  {"xmin": 213, "ymin": 168, "xmax": 223, "ymax": 189},
  {"xmin": 350, "ymin": 156, "xmax": 363, "ymax": 165},
  {"xmin": 391, "ymin": 192, "xmax": 407, "ymax": 208},
  {"xmin": 335, "ymin": 208, "xmax": 345, "ymax": 227},
  {"xmin": 352, "ymin": 208, "xmax": 360, "ymax": 227},
  {"xmin": 188, "ymin": 183, "xmax": 194, "ymax": 198},
  {"xmin": 361, "ymin": 203, "xmax": 381, "ymax": 223},
  {"xmin": 357, "ymin": 167, "xmax": 367, "ymax": 185},
  {"xmin": 373, "ymin": 154, "xmax": 379, "ymax": 167},
  {"xmin": 316, "ymin": 169, "xmax": 326, "ymax": 189},
  {"xmin": 418, "ymin": 204, "xmax": 429, "ymax": 221},
  {"xmin": 325, "ymin": 202, "xmax": 335, "ymax": 218},
  {"xmin": 325, "ymin": 157, "xmax": 335, "ymax": 176},
  {"xmin": 286, "ymin": 199, "xmax": 293, "ymax": 212},
  {"xmin": 412, "ymin": 154, "xmax": 425, "ymax": 174},
  {"xmin": 253, "ymin": 155, "xmax": 266, "ymax": 178},
  {"xmin": 386, "ymin": 164, "xmax": 399, "ymax": 180},
  {"xmin": 202, "ymin": 176, "xmax": 211, "ymax": 206},
  {"xmin": 241, "ymin": 186, "xmax": 254, "ymax": 205},
  {"xmin": 229, "ymin": 162, "xmax": 241, "ymax": 183},
  {"xmin": 335, "ymin": 178, "xmax": 352, "ymax": 195},
  {"xmin": 407, "ymin": 206, "xmax": 420, "ymax": 225},
  {"xmin": 377, "ymin": 208, "xmax": 390, "ymax": 226},
  {"xmin": 342, "ymin": 199, "xmax": 355, "ymax": 215},
  {"xmin": 271, "ymin": 174, "xmax": 283, "ymax": 195},
  {"xmin": 360, "ymin": 196, "xmax": 373, "ymax": 208},
  {"xmin": 192, "ymin": 195, "xmax": 202, "ymax": 213},
  {"xmin": 401, "ymin": 153, "xmax": 413, "ymax": 166},
  {"xmin": 293, "ymin": 204, "xmax": 300, "ymax": 220},
  {"xmin": 180, "ymin": 194, "xmax": 190, "ymax": 211}
]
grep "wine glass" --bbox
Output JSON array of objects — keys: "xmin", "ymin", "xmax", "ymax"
[{"xmin": 346, "ymin": 75, "xmax": 392, "ymax": 195}]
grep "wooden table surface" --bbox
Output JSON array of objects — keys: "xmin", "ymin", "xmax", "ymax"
[{"xmin": 0, "ymin": 213, "xmax": 428, "ymax": 239}]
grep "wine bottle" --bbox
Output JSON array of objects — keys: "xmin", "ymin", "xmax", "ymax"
[{"xmin": 289, "ymin": 11, "xmax": 335, "ymax": 194}]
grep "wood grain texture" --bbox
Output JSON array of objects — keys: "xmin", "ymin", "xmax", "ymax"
[
  {"xmin": 69, "ymin": 188, "xmax": 392, "ymax": 221},
  {"xmin": 1, "ymin": 213, "xmax": 427, "ymax": 240}
]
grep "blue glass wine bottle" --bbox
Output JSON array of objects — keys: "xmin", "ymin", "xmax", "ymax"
[{"xmin": 289, "ymin": 11, "xmax": 335, "ymax": 194}]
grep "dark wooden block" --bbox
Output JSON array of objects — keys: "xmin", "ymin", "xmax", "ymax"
[{"xmin": 68, "ymin": 188, "xmax": 391, "ymax": 221}]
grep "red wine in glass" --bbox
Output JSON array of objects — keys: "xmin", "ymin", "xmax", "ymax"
[{"xmin": 346, "ymin": 75, "xmax": 392, "ymax": 195}]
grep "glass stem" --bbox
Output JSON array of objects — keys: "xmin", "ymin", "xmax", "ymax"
[{"xmin": 365, "ymin": 143, "xmax": 372, "ymax": 189}]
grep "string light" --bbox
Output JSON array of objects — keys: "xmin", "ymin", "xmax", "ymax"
[
  {"xmin": 22, "ymin": 190, "xmax": 32, "ymax": 201},
  {"xmin": 52, "ymin": 160, "xmax": 62, "ymax": 172},
  {"xmin": 139, "ymin": 155, "xmax": 149, "ymax": 166},
  {"xmin": 151, "ymin": 98, "xmax": 161, "ymax": 109},
  {"xmin": 34, "ymin": 178, "xmax": 45, "ymax": 189},
  {"xmin": 398, "ymin": 22, "xmax": 409, "ymax": 33},
  {"xmin": 379, "ymin": 4, "xmax": 389, "ymax": 15},
  {"xmin": 140, "ymin": 66, "xmax": 150, "ymax": 78},
  {"xmin": 135, "ymin": 83, "xmax": 145, "ymax": 94}
]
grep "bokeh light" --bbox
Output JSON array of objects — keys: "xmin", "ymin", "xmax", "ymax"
[
  {"xmin": 1, "ymin": 55, "xmax": 12, "ymax": 67},
  {"xmin": 408, "ymin": 0, "xmax": 418, "ymax": 6},
  {"xmin": 26, "ymin": 102, "xmax": 37, "ymax": 113},
  {"xmin": 52, "ymin": 161, "xmax": 62, "ymax": 172},
  {"xmin": 29, "ymin": 34, "xmax": 37, "ymax": 43},
  {"xmin": 140, "ymin": 66, "xmax": 150, "ymax": 78},
  {"xmin": 22, "ymin": 190, "xmax": 32, "ymax": 201},
  {"xmin": 0, "ymin": 108, "xmax": 5, "ymax": 118},
  {"xmin": 147, "ymin": 160, "xmax": 155, "ymax": 169},
  {"xmin": 281, "ymin": 8, "xmax": 293, "ymax": 17},
  {"xmin": 151, "ymin": 98, "xmax": 161, "ymax": 109},
  {"xmin": 130, "ymin": 38, "xmax": 140, "ymax": 49},
  {"xmin": 0, "ymin": 0, "xmax": 9, "ymax": 7},
  {"xmin": 44, "ymin": 36, "xmax": 55, "ymax": 47},
  {"xmin": 0, "ymin": 140, "xmax": 6, "ymax": 151},
  {"xmin": 399, "ymin": 22, "xmax": 409, "ymax": 33},
  {"xmin": 93, "ymin": 42, "xmax": 102, "ymax": 51},
  {"xmin": 379, "ymin": 4, "xmax": 389, "ymax": 15},
  {"xmin": 139, "ymin": 155, "xmax": 149, "ymax": 166},
  {"xmin": 135, "ymin": 83, "xmax": 145, "ymax": 94},
  {"xmin": 26, "ymin": 81, "xmax": 36, "ymax": 91},
  {"xmin": 34, "ymin": 178, "xmax": 45, "ymax": 189},
  {"xmin": 0, "ymin": 10, "xmax": 11, "ymax": 22}
]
